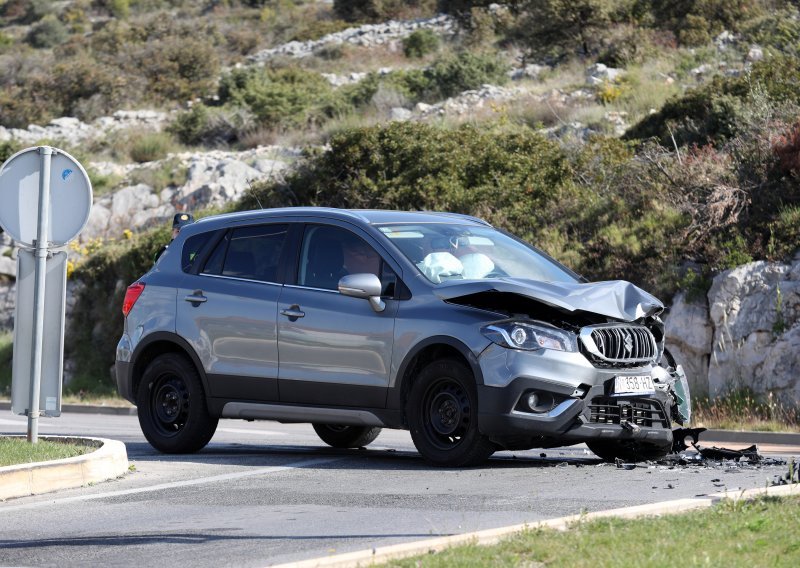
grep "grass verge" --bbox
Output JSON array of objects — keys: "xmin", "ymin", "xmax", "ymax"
[
  {"xmin": 0, "ymin": 437, "xmax": 91, "ymax": 467},
  {"xmin": 387, "ymin": 496, "xmax": 800, "ymax": 567}
]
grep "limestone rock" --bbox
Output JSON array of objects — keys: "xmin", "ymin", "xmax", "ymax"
[
  {"xmin": 665, "ymin": 293, "xmax": 713, "ymax": 396},
  {"xmin": 707, "ymin": 261, "xmax": 800, "ymax": 402}
]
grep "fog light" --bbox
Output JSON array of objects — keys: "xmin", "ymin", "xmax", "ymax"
[{"xmin": 527, "ymin": 393, "xmax": 539, "ymax": 410}]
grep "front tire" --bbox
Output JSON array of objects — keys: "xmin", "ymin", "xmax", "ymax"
[
  {"xmin": 136, "ymin": 353, "xmax": 218, "ymax": 453},
  {"xmin": 587, "ymin": 440, "xmax": 671, "ymax": 463},
  {"xmin": 407, "ymin": 359, "xmax": 495, "ymax": 467},
  {"xmin": 312, "ymin": 424, "xmax": 382, "ymax": 448}
]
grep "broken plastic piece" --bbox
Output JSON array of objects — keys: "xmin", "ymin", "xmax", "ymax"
[
  {"xmin": 671, "ymin": 427, "xmax": 707, "ymax": 452},
  {"xmin": 697, "ymin": 444, "xmax": 760, "ymax": 463}
]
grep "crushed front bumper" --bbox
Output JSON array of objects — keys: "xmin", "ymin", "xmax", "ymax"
[{"xmin": 476, "ymin": 344, "xmax": 679, "ymax": 450}]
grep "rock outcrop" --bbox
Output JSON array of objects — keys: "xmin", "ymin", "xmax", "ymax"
[
  {"xmin": 0, "ymin": 110, "xmax": 170, "ymax": 147},
  {"xmin": 247, "ymin": 15, "xmax": 456, "ymax": 63},
  {"xmin": 82, "ymin": 146, "xmax": 297, "ymax": 242},
  {"xmin": 665, "ymin": 258, "xmax": 800, "ymax": 403}
]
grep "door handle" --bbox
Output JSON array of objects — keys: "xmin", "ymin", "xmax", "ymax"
[
  {"xmin": 280, "ymin": 305, "xmax": 305, "ymax": 319},
  {"xmin": 184, "ymin": 290, "xmax": 207, "ymax": 304}
]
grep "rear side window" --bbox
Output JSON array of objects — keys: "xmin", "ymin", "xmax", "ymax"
[
  {"xmin": 182, "ymin": 232, "xmax": 215, "ymax": 273},
  {"xmin": 219, "ymin": 224, "xmax": 288, "ymax": 282}
]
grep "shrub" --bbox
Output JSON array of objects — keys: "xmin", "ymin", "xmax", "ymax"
[
  {"xmin": 168, "ymin": 104, "xmax": 212, "ymax": 146},
  {"xmin": 393, "ymin": 51, "xmax": 509, "ymax": 103},
  {"xmin": 50, "ymin": 55, "xmax": 128, "ymax": 121},
  {"xmin": 513, "ymin": 0, "xmax": 613, "ymax": 61},
  {"xmin": 68, "ymin": 227, "xmax": 171, "ymax": 391},
  {"xmin": 138, "ymin": 37, "xmax": 220, "ymax": 102},
  {"xmin": 403, "ymin": 29, "xmax": 440, "ymax": 58},
  {"xmin": 332, "ymin": 0, "xmax": 436, "ymax": 22},
  {"xmin": 743, "ymin": 7, "xmax": 800, "ymax": 54},
  {"xmin": 646, "ymin": 0, "xmax": 764, "ymax": 45},
  {"xmin": 218, "ymin": 66, "xmax": 337, "ymax": 130},
  {"xmin": 128, "ymin": 131, "xmax": 178, "ymax": 163},
  {"xmin": 625, "ymin": 55, "xmax": 800, "ymax": 147},
  {"xmin": 26, "ymin": 14, "xmax": 69, "ymax": 48}
]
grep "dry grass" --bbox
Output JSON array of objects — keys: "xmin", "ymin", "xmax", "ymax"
[{"xmin": 693, "ymin": 389, "xmax": 800, "ymax": 432}]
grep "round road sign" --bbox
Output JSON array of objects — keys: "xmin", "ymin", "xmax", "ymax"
[{"xmin": 0, "ymin": 146, "xmax": 93, "ymax": 247}]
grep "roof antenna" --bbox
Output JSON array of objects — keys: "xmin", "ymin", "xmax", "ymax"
[{"xmin": 247, "ymin": 178, "xmax": 264, "ymax": 209}]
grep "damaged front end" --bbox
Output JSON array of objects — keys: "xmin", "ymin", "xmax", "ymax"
[{"xmin": 438, "ymin": 278, "xmax": 691, "ymax": 460}]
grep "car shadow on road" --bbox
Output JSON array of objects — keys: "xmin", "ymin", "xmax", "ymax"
[{"xmin": 124, "ymin": 441, "xmax": 603, "ymax": 470}]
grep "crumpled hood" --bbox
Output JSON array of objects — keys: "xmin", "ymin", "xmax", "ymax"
[{"xmin": 434, "ymin": 278, "xmax": 664, "ymax": 321}]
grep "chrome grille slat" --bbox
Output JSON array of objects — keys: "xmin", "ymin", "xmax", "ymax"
[{"xmin": 580, "ymin": 324, "xmax": 658, "ymax": 366}]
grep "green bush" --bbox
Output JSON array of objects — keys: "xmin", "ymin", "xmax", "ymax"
[
  {"xmin": 218, "ymin": 66, "xmax": 338, "ymax": 130},
  {"xmin": 512, "ymin": 0, "xmax": 614, "ymax": 61},
  {"xmin": 645, "ymin": 0, "xmax": 764, "ymax": 45},
  {"xmin": 332, "ymin": 0, "xmax": 436, "ymax": 22},
  {"xmin": 128, "ymin": 131, "xmax": 178, "ymax": 163},
  {"xmin": 392, "ymin": 51, "xmax": 509, "ymax": 103},
  {"xmin": 403, "ymin": 29, "xmax": 440, "ymax": 58},
  {"xmin": 743, "ymin": 7, "xmax": 800, "ymax": 54},
  {"xmin": 625, "ymin": 55, "xmax": 800, "ymax": 147},
  {"xmin": 68, "ymin": 227, "xmax": 171, "ymax": 392},
  {"xmin": 169, "ymin": 104, "xmax": 212, "ymax": 145},
  {"xmin": 26, "ymin": 14, "xmax": 69, "ymax": 48},
  {"xmin": 138, "ymin": 37, "xmax": 220, "ymax": 102}
]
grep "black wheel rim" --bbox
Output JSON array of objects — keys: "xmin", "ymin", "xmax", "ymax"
[
  {"xmin": 324, "ymin": 425, "xmax": 350, "ymax": 432},
  {"xmin": 422, "ymin": 377, "xmax": 471, "ymax": 451},
  {"xmin": 149, "ymin": 374, "xmax": 190, "ymax": 437}
]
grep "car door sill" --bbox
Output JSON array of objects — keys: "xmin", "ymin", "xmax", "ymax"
[{"xmin": 220, "ymin": 402, "xmax": 386, "ymax": 426}]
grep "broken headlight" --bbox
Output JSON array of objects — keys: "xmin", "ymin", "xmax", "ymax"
[{"xmin": 482, "ymin": 321, "xmax": 578, "ymax": 352}]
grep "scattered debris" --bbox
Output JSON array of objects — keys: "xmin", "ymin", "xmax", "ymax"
[{"xmin": 615, "ymin": 458, "xmax": 636, "ymax": 470}]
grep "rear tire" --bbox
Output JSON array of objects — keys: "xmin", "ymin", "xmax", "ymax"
[
  {"xmin": 312, "ymin": 424, "xmax": 382, "ymax": 448},
  {"xmin": 587, "ymin": 440, "xmax": 671, "ymax": 463},
  {"xmin": 136, "ymin": 353, "xmax": 218, "ymax": 453},
  {"xmin": 407, "ymin": 359, "xmax": 495, "ymax": 467}
]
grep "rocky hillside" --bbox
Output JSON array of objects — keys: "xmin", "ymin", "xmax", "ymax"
[{"xmin": 1, "ymin": 0, "xmax": 799, "ymax": 405}]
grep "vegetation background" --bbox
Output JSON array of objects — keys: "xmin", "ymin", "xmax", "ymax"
[{"xmin": 0, "ymin": 0, "xmax": 799, "ymax": 405}]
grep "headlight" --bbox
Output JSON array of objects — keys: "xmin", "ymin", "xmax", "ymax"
[{"xmin": 481, "ymin": 321, "xmax": 578, "ymax": 352}]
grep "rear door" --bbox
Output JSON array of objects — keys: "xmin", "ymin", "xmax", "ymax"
[
  {"xmin": 277, "ymin": 223, "xmax": 399, "ymax": 408},
  {"xmin": 176, "ymin": 223, "xmax": 289, "ymax": 401}
]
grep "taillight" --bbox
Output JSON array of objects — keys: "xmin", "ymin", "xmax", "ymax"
[{"xmin": 122, "ymin": 282, "xmax": 146, "ymax": 317}]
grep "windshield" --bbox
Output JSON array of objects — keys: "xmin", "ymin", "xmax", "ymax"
[{"xmin": 376, "ymin": 223, "xmax": 579, "ymax": 284}]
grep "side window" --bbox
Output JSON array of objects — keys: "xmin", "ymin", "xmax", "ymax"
[
  {"xmin": 221, "ymin": 224, "xmax": 288, "ymax": 282},
  {"xmin": 299, "ymin": 226, "xmax": 382, "ymax": 290},
  {"xmin": 201, "ymin": 232, "xmax": 229, "ymax": 276},
  {"xmin": 182, "ymin": 231, "xmax": 215, "ymax": 273}
]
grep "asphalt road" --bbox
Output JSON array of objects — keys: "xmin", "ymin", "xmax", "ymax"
[{"xmin": 0, "ymin": 412, "xmax": 796, "ymax": 567}]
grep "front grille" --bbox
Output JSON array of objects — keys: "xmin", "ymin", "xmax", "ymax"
[
  {"xmin": 580, "ymin": 324, "xmax": 657, "ymax": 366},
  {"xmin": 588, "ymin": 397, "xmax": 668, "ymax": 428}
]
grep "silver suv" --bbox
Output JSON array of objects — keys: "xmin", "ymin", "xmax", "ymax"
[{"xmin": 116, "ymin": 208, "xmax": 690, "ymax": 466}]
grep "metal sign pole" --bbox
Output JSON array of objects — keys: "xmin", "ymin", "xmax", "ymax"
[{"xmin": 27, "ymin": 146, "xmax": 52, "ymax": 444}]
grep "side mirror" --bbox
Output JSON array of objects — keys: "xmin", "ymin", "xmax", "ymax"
[{"xmin": 338, "ymin": 273, "xmax": 385, "ymax": 312}]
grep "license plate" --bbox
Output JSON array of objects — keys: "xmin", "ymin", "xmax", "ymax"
[{"xmin": 614, "ymin": 375, "xmax": 655, "ymax": 395}]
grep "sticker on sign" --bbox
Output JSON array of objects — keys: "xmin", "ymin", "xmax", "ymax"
[{"xmin": 613, "ymin": 374, "xmax": 655, "ymax": 395}]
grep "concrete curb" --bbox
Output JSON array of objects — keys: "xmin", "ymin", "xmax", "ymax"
[
  {"xmin": 278, "ymin": 484, "xmax": 800, "ymax": 568},
  {"xmin": 0, "ymin": 436, "xmax": 129, "ymax": 501},
  {"xmin": 0, "ymin": 401, "xmax": 137, "ymax": 416},
  {"xmin": 702, "ymin": 429, "xmax": 800, "ymax": 445}
]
